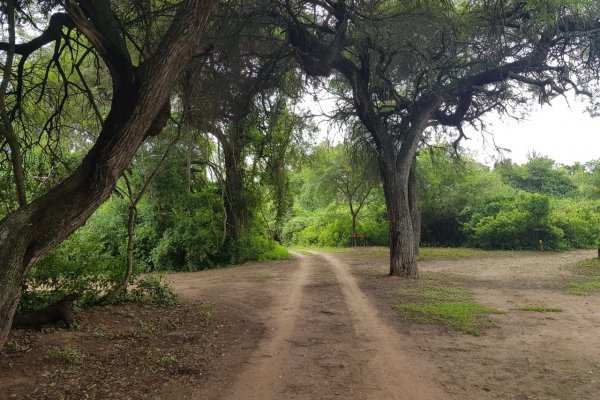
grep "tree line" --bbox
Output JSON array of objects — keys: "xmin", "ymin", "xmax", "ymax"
[{"xmin": 285, "ymin": 145, "xmax": 600, "ymax": 251}]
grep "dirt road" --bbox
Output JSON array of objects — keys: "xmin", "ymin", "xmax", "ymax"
[
  {"xmin": 176, "ymin": 249, "xmax": 599, "ymax": 400},
  {"xmin": 3, "ymin": 249, "xmax": 598, "ymax": 399},
  {"xmin": 185, "ymin": 252, "xmax": 447, "ymax": 400}
]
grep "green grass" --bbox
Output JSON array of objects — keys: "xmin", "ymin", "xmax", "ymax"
[
  {"xmin": 393, "ymin": 276, "xmax": 500, "ymax": 336},
  {"xmin": 567, "ymin": 258, "xmax": 600, "ymax": 296},
  {"xmin": 288, "ymin": 246, "xmax": 352, "ymax": 255},
  {"xmin": 289, "ymin": 246, "xmax": 518, "ymax": 260},
  {"xmin": 394, "ymin": 302, "xmax": 500, "ymax": 335},
  {"xmin": 250, "ymin": 274, "xmax": 273, "ymax": 282},
  {"xmin": 567, "ymin": 279, "xmax": 600, "ymax": 296},
  {"xmin": 517, "ymin": 305, "xmax": 564, "ymax": 312},
  {"xmin": 48, "ymin": 346, "xmax": 84, "ymax": 365},
  {"xmin": 417, "ymin": 247, "xmax": 517, "ymax": 261},
  {"xmin": 262, "ymin": 243, "xmax": 292, "ymax": 260}
]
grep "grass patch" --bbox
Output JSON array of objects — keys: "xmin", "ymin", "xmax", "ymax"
[
  {"xmin": 262, "ymin": 243, "xmax": 292, "ymax": 260},
  {"xmin": 289, "ymin": 246, "xmax": 518, "ymax": 260},
  {"xmin": 250, "ymin": 274, "xmax": 273, "ymax": 282},
  {"xmin": 567, "ymin": 279, "xmax": 600, "ymax": 296},
  {"xmin": 418, "ymin": 247, "xmax": 517, "ymax": 261},
  {"xmin": 393, "ymin": 276, "xmax": 500, "ymax": 335},
  {"xmin": 47, "ymin": 346, "xmax": 84, "ymax": 365},
  {"xmin": 517, "ymin": 305, "xmax": 564, "ymax": 312},
  {"xmin": 567, "ymin": 258, "xmax": 600, "ymax": 296},
  {"xmin": 288, "ymin": 246, "xmax": 352, "ymax": 254}
]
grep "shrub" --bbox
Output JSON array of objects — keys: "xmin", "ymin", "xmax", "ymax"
[
  {"xmin": 551, "ymin": 199, "xmax": 600, "ymax": 248},
  {"xmin": 463, "ymin": 193, "xmax": 566, "ymax": 250},
  {"xmin": 20, "ymin": 203, "xmax": 126, "ymax": 312},
  {"xmin": 129, "ymin": 274, "xmax": 177, "ymax": 306}
]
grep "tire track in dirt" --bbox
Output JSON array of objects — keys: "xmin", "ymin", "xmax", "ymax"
[
  {"xmin": 218, "ymin": 252, "xmax": 449, "ymax": 399},
  {"xmin": 317, "ymin": 252, "xmax": 448, "ymax": 400},
  {"xmin": 220, "ymin": 253, "xmax": 310, "ymax": 400},
  {"xmin": 276, "ymin": 253, "xmax": 374, "ymax": 399}
]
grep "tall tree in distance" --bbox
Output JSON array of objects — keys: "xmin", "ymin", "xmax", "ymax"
[
  {"xmin": 0, "ymin": 0, "xmax": 216, "ymax": 348},
  {"xmin": 255, "ymin": 95, "xmax": 308, "ymax": 243},
  {"xmin": 307, "ymin": 144, "xmax": 378, "ymax": 245},
  {"xmin": 182, "ymin": 0, "xmax": 298, "ymax": 242},
  {"xmin": 279, "ymin": 0, "xmax": 600, "ymax": 277}
]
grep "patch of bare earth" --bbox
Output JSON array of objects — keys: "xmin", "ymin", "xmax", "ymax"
[
  {"xmin": 1, "ymin": 301, "xmax": 262, "ymax": 400},
  {"xmin": 342, "ymin": 248, "xmax": 600, "ymax": 400},
  {"xmin": 0, "ymin": 258, "xmax": 299, "ymax": 400}
]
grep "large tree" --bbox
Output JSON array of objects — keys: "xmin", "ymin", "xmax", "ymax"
[
  {"xmin": 279, "ymin": 0, "xmax": 600, "ymax": 276},
  {"xmin": 182, "ymin": 1, "xmax": 299, "ymax": 241},
  {"xmin": 0, "ymin": 0, "xmax": 215, "ymax": 347}
]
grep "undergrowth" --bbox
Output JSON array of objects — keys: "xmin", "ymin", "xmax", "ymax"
[
  {"xmin": 19, "ymin": 274, "xmax": 177, "ymax": 313},
  {"xmin": 293, "ymin": 246, "xmax": 520, "ymax": 260}
]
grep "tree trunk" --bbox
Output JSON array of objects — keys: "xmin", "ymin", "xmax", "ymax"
[
  {"xmin": 111, "ymin": 204, "xmax": 137, "ymax": 296},
  {"xmin": 223, "ymin": 140, "xmax": 246, "ymax": 241},
  {"xmin": 104, "ymin": 202, "xmax": 136, "ymax": 298},
  {"xmin": 272, "ymin": 165, "xmax": 288, "ymax": 243},
  {"xmin": 124, "ymin": 205, "xmax": 137, "ymax": 288},
  {"xmin": 0, "ymin": 0, "xmax": 215, "ymax": 348},
  {"xmin": 351, "ymin": 211, "xmax": 357, "ymax": 246},
  {"xmin": 378, "ymin": 147, "xmax": 419, "ymax": 278},
  {"xmin": 383, "ymin": 183, "xmax": 418, "ymax": 277},
  {"xmin": 408, "ymin": 159, "xmax": 421, "ymax": 256},
  {"xmin": 0, "ymin": 212, "xmax": 27, "ymax": 346}
]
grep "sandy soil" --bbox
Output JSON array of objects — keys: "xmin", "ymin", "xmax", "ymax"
[
  {"xmin": 1, "ymin": 249, "xmax": 599, "ymax": 399},
  {"xmin": 342, "ymin": 248, "xmax": 600, "ymax": 400}
]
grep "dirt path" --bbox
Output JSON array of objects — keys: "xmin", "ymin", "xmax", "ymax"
[
  {"xmin": 212, "ymin": 252, "xmax": 447, "ymax": 400},
  {"xmin": 319, "ymin": 252, "xmax": 446, "ymax": 400},
  {"xmin": 220, "ymin": 253, "xmax": 310, "ymax": 400},
  {"xmin": 4, "ymin": 249, "xmax": 598, "ymax": 399}
]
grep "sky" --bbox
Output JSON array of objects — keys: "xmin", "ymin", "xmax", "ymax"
[
  {"xmin": 462, "ymin": 95, "xmax": 600, "ymax": 166},
  {"xmin": 305, "ymin": 93, "xmax": 600, "ymax": 166}
]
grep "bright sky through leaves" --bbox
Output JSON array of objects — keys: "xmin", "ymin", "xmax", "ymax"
[{"xmin": 306, "ymin": 93, "xmax": 600, "ymax": 166}]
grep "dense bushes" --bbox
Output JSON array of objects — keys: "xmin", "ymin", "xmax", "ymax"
[
  {"xmin": 551, "ymin": 199, "xmax": 600, "ymax": 248},
  {"xmin": 25, "ymin": 141, "xmax": 291, "ymax": 307},
  {"xmin": 282, "ymin": 145, "xmax": 600, "ymax": 251},
  {"xmin": 462, "ymin": 195, "xmax": 600, "ymax": 250},
  {"xmin": 284, "ymin": 205, "xmax": 351, "ymax": 246},
  {"xmin": 421, "ymin": 152, "xmax": 600, "ymax": 250},
  {"xmin": 417, "ymin": 148, "xmax": 512, "ymax": 246},
  {"xmin": 282, "ymin": 202, "xmax": 389, "ymax": 247},
  {"xmin": 21, "ymin": 202, "xmax": 127, "ymax": 311},
  {"xmin": 143, "ymin": 189, "xmax": 224, "ymax": 271},
  {"xmin": 462, "ymin": 193, "xmax": 563, "ymax": 249}
]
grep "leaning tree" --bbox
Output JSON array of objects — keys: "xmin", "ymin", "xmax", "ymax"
[
  {"xmin": 278, "ymin": 0, "xmax": 600, "ymax": 277},
  {"xmin": 0, "ymin": 0, "xmax": 215, "ymax": 347}
]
